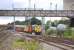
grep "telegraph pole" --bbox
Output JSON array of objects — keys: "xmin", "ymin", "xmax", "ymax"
[
  {"xmin": 12, "ymin": 0, "xmax": 15, "ymax": 32},
  {"xmin": 50, "ymin": 2, "xmax": 52, "ymax": 10},
  {"xmin": 25, "ymin": 0, "xmax": 31, "ymax": 21},
  {"xmin": 55, "ymin": 4, "xmax": 57, "ymax": 17},
  {"xmin": 42, "ymin": 16, "xmax": 45, "ymax": 35},
  {"xmin": 49, "ymin": 2, "xmax": 52, "ymax": 27}
]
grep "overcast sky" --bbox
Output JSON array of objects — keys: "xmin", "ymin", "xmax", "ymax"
[{"xmin": 0, "ymin": 0, "xmax": 63, "ymax": 24}]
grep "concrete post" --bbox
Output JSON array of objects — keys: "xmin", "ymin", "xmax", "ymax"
[
  {"xmin": 13, "ymin": 16, "xmax": 15, "ymax": 32},
  {"xmin": 42, "ymin": 17, "xmax": 45, "ymax": 35}
]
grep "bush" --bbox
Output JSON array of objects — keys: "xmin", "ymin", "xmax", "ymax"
[
  {"xmin": 46, "ymin": 29, "xmax": 56, "ymax": 35},
  {"xmin": 13, "ymin": 38, "xmax": 42, "ymax": 50},
  {"xmin": 64, "ymin": 27, "xmax": 72, "ymax": 38}
]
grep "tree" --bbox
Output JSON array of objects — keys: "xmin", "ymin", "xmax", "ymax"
[
  {"xmin": 51, "ymin": 20, "xmax": 59, "ymax": 27},
  {"xmin": 30, "ymin": 17, "xmax": 41, "ymax": 25},
  {"xmin": 45, "ymin": 20, "xmax": 51, "ymax": 30},
  {"xmin": 10, "ymin": 17, "xmax": 41, "ymax": 25},
  {"xmin": 58, "ymin": 20, "xmax": 70, "ymax": 25}
]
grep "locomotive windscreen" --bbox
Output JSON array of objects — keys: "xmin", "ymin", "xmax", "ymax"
[{"xmin": 70, "ymin": 18, "xmax": 74, "ymax": 27}]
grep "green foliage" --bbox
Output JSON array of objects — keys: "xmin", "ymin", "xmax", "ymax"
[
  {"xmin": 15, "ymin": 21, "xmax": 26, "ymax": 25},
  {"xmin": 46, "ymin": 29, "xmax": 56, "ymax": 35},
  {"xmin": 58, "ymin": 20, "xmax": 70, "ymax": 25},
  {"xmin": 12, "ymin": 38, "xmax": 42, "ymax": 50},
  {"xmin": 45, "ymin": 25, "xmax": 49, "ymax": 31},
  {"xmin": 52, "ymin": 20, "xmax": 58, "ymax": 26},
  {"xmin": 45, "ymin": 21, "xmax": 50, "ymax": 30},
  {"xmin": 64, "ymin": 27, "xmax": 72, "ymax": 38},
  {"xmin": 16, "ymin": 38, "xmax": 24, "ymax": 42},
  {"xmin": 46, "ymin": 21, "xmax": 51, "ymax": 25},
  {"xmin": 31, "ymin": 17, "xmax": 41, "ymax": 25},
  {"xmin": 51, "ymin": 22, "xmax": 56, "ymax": 27},
  {"xmin": 11, "ymin": 17, "xmax": 41, "ymax": 25},
  {"xmin": 46, "ymin": 29, "xmax": 52, "ymax": 35}
]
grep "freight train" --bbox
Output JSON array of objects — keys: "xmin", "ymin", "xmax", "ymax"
[{"xmin": 15, "ymin": 25, "xmax": 42, "ymax": 35}]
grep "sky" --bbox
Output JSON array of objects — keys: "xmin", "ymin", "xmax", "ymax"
[{"xmin": 0, "ymin": 0, "xmax": 63, "ymax": 24}]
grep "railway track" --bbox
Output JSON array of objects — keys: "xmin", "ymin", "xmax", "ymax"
[
  {"xmin": 25, "ymin": 35, "xmax": 74, "ymax": 50},
  {"xmin": 15, "ymin": 32, "xmax": 74, "ymax": 50},
  {"xmin": 0, "ymin": 25, "xmax": 11, "ymax": 43},
  {"xmin": 0, "ymin": 25, "xmax": 74, "ymax": 50}
]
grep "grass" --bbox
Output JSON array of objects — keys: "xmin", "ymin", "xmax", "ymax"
[
  {"xmin": 46, "ymin": 27, "xmax": 74, "ymax": 40},
  {"xmin": 64, "ymin": 28, "xmax": 74, "ymax": 39},
  {"xmin": 12, "ymin": 38, "xmax": 43, "ymax": 50}
]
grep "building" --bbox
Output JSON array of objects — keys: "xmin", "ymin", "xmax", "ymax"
[{"xmin": 64, "ymin": 0, "xmax": 74, "ymax": 10}]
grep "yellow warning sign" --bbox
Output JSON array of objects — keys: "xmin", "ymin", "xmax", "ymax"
[{"xmin": 35, "ymin": 25, "xmax": 41, "ymax": 32}]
